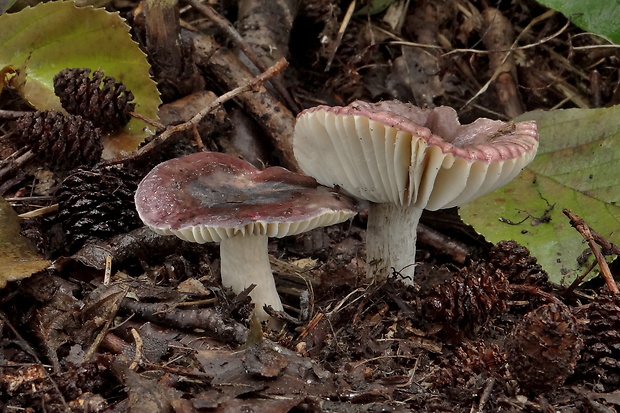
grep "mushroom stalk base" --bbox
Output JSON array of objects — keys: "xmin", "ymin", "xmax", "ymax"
[
  {"xmin": 220, "ymin": 235, "xmax": 284, "ymax": 323},
  {"xmin": 366, "ymin": 202, "xmax": 423, "ymax": 285}
]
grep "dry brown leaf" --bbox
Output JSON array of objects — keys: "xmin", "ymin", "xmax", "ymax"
[{"xmin": 0, "ymin": 197, "xmax": 49, "ymax": 288}]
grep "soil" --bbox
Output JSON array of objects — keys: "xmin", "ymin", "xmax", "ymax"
[{"xmin": 1, "ymin": 0, "xmax": 620, "ymax": 412}]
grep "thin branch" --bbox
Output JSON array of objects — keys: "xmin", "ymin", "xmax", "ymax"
[
  {"xmin": 120, "ymin": 298, "xmax": 248, "ymax": 345},
  {"xmin": 0, "ymin": 109, "xmax": 30, "ymax": 119},
  {"xmin": 129, "ymin": 111, "xmax": 166, "ymax": 130},
  {"xmin": 104, "ymin": 58, "xmax": 289, "ymax": 166},
  {"xmin": 563, "ymin": 260, "xmax": 597, "ymax": 297},
  {"xmin": 509, "ymin": 284, "xmax": 561, "ymax": 303},
  {"xmin": 563, "ymin": 208, "xmax": 618, "ymax": 294},
  {"xmin": 185, "ymin": 0, "xmax": 299, "ymax": 112}
]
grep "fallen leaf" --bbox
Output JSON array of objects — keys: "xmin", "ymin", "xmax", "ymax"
[
  {"xmin": 536, "ymin": 0, "xmax": 620, "ymax": 44},
  {"xmin": 0, "ymin": 197, "xmax": 50, "ymax": 287},
  {"xmin": 460, "ymin": 105, "xmax": 620, "ymax": 284}
]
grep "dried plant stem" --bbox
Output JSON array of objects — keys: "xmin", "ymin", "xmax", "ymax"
[
  {"xmin": 325, "ymin": 0, "xmax": 356, "ymax": 71},
  {"xmin": 563, "ymin": 208, "xmax": 618, "ymax": 294},
  {"xmin": 104, "ymin": 58, "xmax": 289, "ymax": 166},
  {"xmin": 0, "ymin": 149, "xmax": 36, "ymax": 190},
  {"xmin": 17, "ymin": 204, "xmax": 58, "ymax": 219}
]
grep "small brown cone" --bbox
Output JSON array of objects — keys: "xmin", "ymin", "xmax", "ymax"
[
  {"xmin": 506, "ymin": 302, "xmax": 582, "ymax": 393},
  {"xmin": 489, "ymin": 240, "xmax": 550, "ymax": 287},
  {"xmin": 11, "ymin": 110, "xmax": 102, "ymax": 171},
  {"xmin": 55, "ymin": 165, "xmax": 143, "ymax": 252},
  {"xmin": 573, "ymin": 293, "xmax": 620, "ymax": 390},
  {"xmin": 53, "ymin": 68, "xmax": 135, "ymax": 132},
  {"xmin": 422, "ymin": 263, "xmax": 510, "ymax": 339}
]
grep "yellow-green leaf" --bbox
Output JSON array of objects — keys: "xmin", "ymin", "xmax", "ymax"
[
  {"xmin": 460, "ymin": 105, "xmax": 620, "ymax": 285},
  {"xmin": 0, "ymin": 1, "xmax": 161, "ymax": 157}
]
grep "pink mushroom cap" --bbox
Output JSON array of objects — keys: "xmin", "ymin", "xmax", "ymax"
[
  {"xmin": 135, "ymin": 152, "xmax": 357, "ymax": 243},
  {"xmin": 294, "ymin": 100, "xmax": 539, "ymax": 209}
]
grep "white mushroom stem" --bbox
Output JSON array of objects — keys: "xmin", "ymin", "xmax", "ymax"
[
  {"xmin": 219, "ymin": 234, "xmax": 284, "ymax": 323},
  {"xmin": 366, "ymin": 202, "xmax": 424, "ymax": 285}
]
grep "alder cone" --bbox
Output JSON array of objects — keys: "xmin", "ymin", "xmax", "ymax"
[
  {"xmin": 55, "ymin": 165, "xmax": 142, "ymax": 252},
  {"xmin": 54, "ymin": 68, "xmax": 135, "ymax": 132},
  {"xmin": 422, "ymin": 263, "xmax": 509, "ymax": 338},
  {"xmin": 506, "ymin": 302, "xmax": 582, "ymax": 393},
  {"xmin": 489, "ymin": 240, "xmax": 550, "ymax": 287},
  {"xmin": 12, "ymin": 110, "xmax": 102, "ymax": 170},
  {"xmin": 432, "ymin": 340, "xmax": 506, "ymax": 389},
  {"xmin": 573, "ymin": 293, "xmax": 620, "ymax": 390}
]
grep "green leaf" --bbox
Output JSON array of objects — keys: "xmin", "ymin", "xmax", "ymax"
[
  {"xmin": 459, "ymin": 105, "xmax": 620, "ymax": 284},
  {"xmin": 537, "ymin": 0, "xmax": 620, "ymax": 44},
  {"xmin": 0, "ymin": 1, "xmax": 161, "ymax": 157},
  {"xmin": 356, "ymin": 0, "xmax": 396, "ymax": 15},
  {"xmin": 0, "ymin": 197, "xmax": 50, "ymax": 288}
]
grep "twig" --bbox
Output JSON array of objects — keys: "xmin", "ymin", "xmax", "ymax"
[
  {"xmin": 0, "ymin": 149, "xmax": 36, "ymax": 190},
  {"xmin": 104, "ymin": 58, "xmax": 289, "ymax": 166},
  {"xmin": 462, "ymin": 9, "xmax": 567, "ymax": 110},
  {"xmin": 129, "ymin": 111, "xmax": 166, "ymax": 130},
  {"xmin": 0, "ymin": 109, "xmax": 30, "ymax": 119},
  {"xmin": 387, "ymin": 9, "xmax": 566, "ymax": 57},
  {"xmin": 128, "ymin": 328, "xmax": 144, "ymax": 371},
  {"xmin": 417, "ymin": 223, "xmax": 471, "ymax": 264},
  {"xmin": 17, "ymin": 204, "xmax": 58, "ymax": 219},
  {"xmin": 186, "ymin": 0, "xmax": 299, "ymax": 112},
  {"xmin": 563, "ymin": 260, "xmax": 597, "ymax": 297},
  {"xmin": 103, "ymin": 255, "xmax": 112, "ymax": 286},
  {"xmin": 563, "ymin": 208, "xmax": 618, "ymax": 294},
  {"xmin": 325, "ymin": 0, "xmax": 356, "ymax": 71},
  {"xmin": 480, "ymin": 7, "xmax": 524, "ymax": 117},
  {"xmin": 6, "ymin": 196, "xmax": 54, "ymax": 202},
  {"xmin": 121, "ymin": 298, "xmax": 248, "ymax": 345},
  {"xmin": 509, "ymin": 284, "xmax": 560, "ymax": 303},
  {"xmin": 297, "ymin": 312, "xmax": 325, "ymax": 340}
]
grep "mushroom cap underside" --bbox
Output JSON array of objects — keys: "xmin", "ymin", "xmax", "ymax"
[
  {"xmin": 293, "ymin": 100, "xmax": 539, "ymax": 210},
  {"xmin": 135, "ymin": 152, "xmax": 357, "ymax": 243}
]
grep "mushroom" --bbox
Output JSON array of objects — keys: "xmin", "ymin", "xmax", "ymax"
[
  {"xmin": 134, "ymin": 152, "xmax": 357, "ymax": 323},
  {"xmin": 293, "ymin": 100, "xmax": 539, "ymax": 284}
]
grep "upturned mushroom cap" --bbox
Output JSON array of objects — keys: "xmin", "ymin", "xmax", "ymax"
[
  {"xmin": 293, "ymin": 100, "xmax": 539, "ymax": 210},
  {"xmin": 135, "ymin": 152, "xmax": 357, "ymax": 243}
]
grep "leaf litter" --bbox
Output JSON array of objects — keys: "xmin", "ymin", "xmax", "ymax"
[{"xmin": 0, "ymin": 0, "xmax": 620, "ymax": 412}]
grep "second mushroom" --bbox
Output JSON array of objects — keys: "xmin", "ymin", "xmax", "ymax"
[
  {"xmin": 293, "ymin": 100, "xmax": 539, "ymax": 284},
  {"xmin": 135, "ymin": 152, "xmax": 357, "ymax": 324}
]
